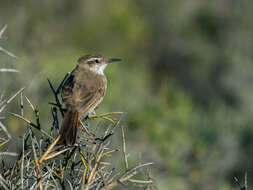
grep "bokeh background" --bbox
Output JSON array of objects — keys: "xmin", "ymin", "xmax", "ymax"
[{"xmin": 1, "ymin": 1, "xmax": 253, "ymax": 189}]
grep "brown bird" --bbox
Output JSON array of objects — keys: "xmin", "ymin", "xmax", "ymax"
[{"xmin": 59, "ymin": 54, "xmax": 121, "ymax": 145}]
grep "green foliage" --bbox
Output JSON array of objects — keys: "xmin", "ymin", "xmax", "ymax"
[{"xmin": 0, "ymin": 1, "xmax": 252, "ymax": 189}]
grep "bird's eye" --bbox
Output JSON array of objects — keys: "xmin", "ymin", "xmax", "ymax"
[{"xmin": 95, "ymin": 59, "xmax": 99, "ymax": 63}]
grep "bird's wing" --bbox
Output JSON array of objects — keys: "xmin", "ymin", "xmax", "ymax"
[
  {"xmin": 61, "ymin": 73, "xmax": 75, "ymax": 107},
  {"xmin": 73, "ymin": 81, "xmax": 105, "ymax": 114},
  {"xmin": 61, "ymin": 67, "xmax": 106, "ymax": 114}
]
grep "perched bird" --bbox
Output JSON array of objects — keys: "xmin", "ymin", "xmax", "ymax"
[{"xmin": 59, "ymin": 54, "xmax": 121, "ymax": 145}]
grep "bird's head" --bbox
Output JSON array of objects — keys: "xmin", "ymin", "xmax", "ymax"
[{"xmin": 77, "ymin": 54, "xmax": 121, "ymax": 75}]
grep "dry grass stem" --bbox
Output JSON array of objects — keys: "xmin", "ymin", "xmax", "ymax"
[
  {"xmin": 44, "ymin": 147, "xmax": 71, "ymax": 161},
  {"xmin": 20, "ymin": 92, "xmax": 24, "ymax": 117},
  {"xmin": 0, "ymin": 78, "xmax": 153, "ymax": 190},
  {"xmin": 39, "ymin": 135, "xmax": 61, "ymax": 163},
  {"xmin": 121, "ymin": 125, "xmax": 128, "ymax": 170}
]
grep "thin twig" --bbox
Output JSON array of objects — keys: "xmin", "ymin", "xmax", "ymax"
[
  {"xmin": 102, "ymin": 163, "xmax": 153, "ymax": 190},
  {"xmin": 24, "ymin": 96, "xmax": 41, "ymax": 129},
  {"xmin": 0, "ymin": 140, "xmax": 9, "ymax": 148},
  {"xmin": 30, "ymin": 130, "xmax": 42, "ymax": 190},
  {"xmin": 128, "ymin": 179, "xmax": 153, "ymax": 184},
  {"xmin": 85, "ymin": 144, "xmax": 104, "ymax": 190},
  {"xmin": 0, "ymin": 68, "xmax": 19, "ymax": 72},
  {"xmin": 7, "ymin": 87, "xmax": 25, "ymax": 104},
  {"xmin": 0, "ymin": 174, "xmax": 10, "ymax": 190},
  {"xmin": 234, "ymin": 174, "xmax": 247, "ymax": 190},
  {"xmin": 0, "ymin": 121, "xmax": 11, "ymax": 140},
  {"xmin": 20, "ymin": 92, "xmax": 24, "ymax": 117},
  {"xmin": 44, "ymin": 147, "xmax": 71, "ymax": 161},
  {"xmin": 0, "ymin": 25, "xmax": 7, "ymax": 39},
  {"xmin": 24, "ymin": 96, "xmax": 35, "ymax": 112},
  {"xmin": 21, "ymin": 135, "xmax": 25, "ymax": 190},
  {"xmin": 9, "ymin": 112, "xmax": 53, "ymax": 139},
  {"xmin": 0, "ymin": 152, "xmax": 18, "ymax": 156},
  {"xmin": 121, "ymin": 126, "xmax": 128, "ymax": 170},
  {"xmin": 39, "ymin": 136, "xmax": 61, "ymax": 163}
]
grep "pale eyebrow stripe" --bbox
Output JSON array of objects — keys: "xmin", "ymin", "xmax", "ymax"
[{"xmin": 89, "ymin": 58, "xmax": 98, "ymax": 62}]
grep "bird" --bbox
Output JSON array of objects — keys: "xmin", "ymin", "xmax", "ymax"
[{"xmin": 59, "ymin": 54, "xmax": 121, "ymax": 145}]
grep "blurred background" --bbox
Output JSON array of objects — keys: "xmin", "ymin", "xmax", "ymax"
[{"xmin": 0, "ymin": 0, "xmax": 252, "ymax": 189}]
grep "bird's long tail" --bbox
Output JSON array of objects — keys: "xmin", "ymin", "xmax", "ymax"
[{"xmin": 59, "ymin": 109, "xmax": 79, "ymax": 145}]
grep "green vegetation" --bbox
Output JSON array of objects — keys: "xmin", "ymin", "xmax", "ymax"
[{"xmin": 0, "ymin": 1, "xmax": 252, "ymax": 189}]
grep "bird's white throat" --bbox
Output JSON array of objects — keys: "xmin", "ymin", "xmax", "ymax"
[{"xmin": 89, "ymin": 64, "xmax": 107, "ymax": 75}]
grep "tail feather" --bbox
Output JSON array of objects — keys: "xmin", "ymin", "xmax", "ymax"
[{"xmin": 59, "ymin": 110, "xmax": 79, "ymax": 145}]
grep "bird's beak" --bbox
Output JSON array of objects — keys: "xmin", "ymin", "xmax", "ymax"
[{"xmin": 108, "ymin": 58, "xmax": 122, "ymax": 63}]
